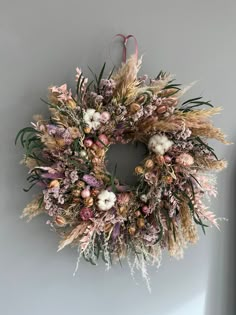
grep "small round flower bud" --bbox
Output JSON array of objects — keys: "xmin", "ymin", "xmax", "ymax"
[
  {"xmin": 135, "ymin": 166, "xmax": 144, "ymax": 175},
  {"xmin": 144, "ymin": 159, "xmax": 154, "ymax": 169}
]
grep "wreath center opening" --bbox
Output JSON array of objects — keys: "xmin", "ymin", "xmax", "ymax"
[{"xmin": 106, "ymin": 142, "xmax": 147, "ymax": 187}]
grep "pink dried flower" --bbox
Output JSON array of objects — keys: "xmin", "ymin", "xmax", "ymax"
[
  {"xmin": 117, "ymin": 193, "xmax": 130, "ymax": 205},
  {"xmin": 176, "ymin": 153, "xmax": 194, "ymax": 166},
  {"xmin": 84, "ymin": 138, "xmax": 93, "ymax": 147},
  {"xmin": 142, "ymin": 205, "xmax": 150, "ymax": 215},
  {"xmin": 81, "ymin": 188, "xmax": 91, "ymax": 199},
  {"xmin": 80, "ymin": 207, "xmax": 94, "ymax": 221},
  {"xmin": 96, "ymin": 134, "xmax": 109, "ymax": 147}
]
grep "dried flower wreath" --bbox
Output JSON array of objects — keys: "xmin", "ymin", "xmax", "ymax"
[{"xmin": 16, "ymin": 35, "xmax": 228, "ymax": 289}]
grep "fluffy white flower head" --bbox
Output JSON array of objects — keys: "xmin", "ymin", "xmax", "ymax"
[
  {"xmin": 83, "ymin": 108, "xmax": 101, "ymax": 130},
  {"xmin": 148, "ymin": 134, "xmax": 173, "ymax": 155},
  {"xmin": 97, "ymin": 190, "xmax": 116, "ymax": 211}
]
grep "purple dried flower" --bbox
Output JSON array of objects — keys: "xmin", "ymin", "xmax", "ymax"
[
  {"xmin": 82, "ymin": 174, "xmax": 102, "ymax": 187},
  {"xmin": 112, "ymin": 223, "xmax": 120, "ymax": 240}
]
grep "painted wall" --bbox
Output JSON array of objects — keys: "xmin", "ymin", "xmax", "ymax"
[{"xmin": 1, "ymin": 1, "xmax": 235, "ymax": 314}]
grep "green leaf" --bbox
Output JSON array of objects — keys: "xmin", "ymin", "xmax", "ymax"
[
  {"xmin": 76, "ymin": 73, "xmax": 83, "ymax": 95},
  {"xmin": 97, "ymin": 62, "xmax": 106, "ymax": 92},
  {"xmin": 107, "ymin": 66, "xmax": 115, "ymax": 80}
]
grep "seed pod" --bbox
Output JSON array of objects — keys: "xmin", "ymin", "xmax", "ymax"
[
  {"xmin": 84, "ymin": 197, "xmax": 94, "ymax": 207},
  {"xmin": 77, "ymin": 181, "xmax": 85, "ymax": 188},
  {"xmin": 91, "ymin": 188, "xmax": 100, "ymax": 197},
  {"xmin": 137, "ymin": 218, "xmax": 145, "ymax": 228},
  {"xmin": 136, "ymin": 95, "xmax": 145, "ymax": 103},
  {"xmin": 144, "ymin": 159, "xmax": 154, "ymax": 169},
  {"xmin": 130, "ymin": 103, "xmax": 141, "ymax": 113},
  {"xmin": 155, "ymin": 155, "xmax": 165, "ymax": 165},
  {"xmin": 55, "ymin": 215, "xmax": 67, "ymax": 227},
  {"xmin": 104, "ymin": 223, "xmax": 113, "ymax": 233},
  {"xmin": 72, "ymin": 189, "xmax": 81, "ymax": 197},
  {"xmin": 119, "ymin": 206, "xmax": 128, "ymax": 216},
  {"xmin": 157, "ymin": 105, "xmax": 167, "ymax": 114},
  {"xmin": 135, "ymin": 166, "xmax": 144, "ymax": 175},
  {"xmin": 128, "ymin": 225, "xmax": 136, "ymax": 235}
]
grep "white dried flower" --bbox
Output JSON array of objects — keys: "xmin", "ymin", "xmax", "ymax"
[
  {"xmin": 83, "ymin": 108, "xmax": 101, "ymax": 130},
  {"xmin": 80, "ymin": 150, "xmax": 87, "ymax": 157},
  {"xmin": 148, "ymin": 134, "xmax": 173, "ymax": 155},
  {"xmin": 97, "ymin": 190, "xmax": 116, "ymax": 211},
  {"xmin": 140, "ymin": 194, "xmax": 148, "ymax": 203}
]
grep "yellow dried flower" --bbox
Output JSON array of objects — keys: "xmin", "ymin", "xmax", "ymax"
[
  {"xmin": 49, "ymin": 180, "xmax": 60, "ymax": 188},
  {"xmin": 144, "ymin": 159, "xmax": 154, "ymax": 169},
  {"xmin": 84, "ymin": 127, "xmax": 91, "ymax": 134},
  {"xmin": 67, "ymin": 99, "xmax": 76, "ymax": 109},
  {"xmin": 135, "ymin": 166, "xmax": 144, "ymax": 175},
  {"xmin": 137, "ymin": 217, "xmax": 145, "ymax": 228},
  {"xmin": 128, "ymin": 225, "xmax": 136, "ymax": 235}
]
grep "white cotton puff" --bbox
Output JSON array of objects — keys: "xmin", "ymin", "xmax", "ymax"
[
  {"xmin": 97, "ymin": 190, "xmax": 116, "ymax": 211},
  {"xmin": 83, "ymin": 108, "xmax": 101, "ymax": 130},
  {"xmin": 148, "ymin": 134, "xmax": 173, "ymax": 155}
]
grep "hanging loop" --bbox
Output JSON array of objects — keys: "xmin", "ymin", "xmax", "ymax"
[{"xmin": 114, "ymin": 34, "xmax": 139, "ymax": 63}]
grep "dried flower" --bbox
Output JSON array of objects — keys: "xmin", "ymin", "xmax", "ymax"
[
  {"xmin": 144, "ymin": 159, "xmax": 154, "ymax": 169},
  {"xmin": 83, "ymin": 108, "xmax": 101, "ymax": 130},
  {"xmin": 128, "ymin": 225, "xmax": 136, "ymax": 235},
  {"xmin": 137, "ymin": 218, "xmax": 145, "ymax": 228},
  {"xmin": 84, "ymin": 138, "xmax": 93, "ymax": 148},
  {"xmin": 97, "ymin": 190, "xmax": 116, "ymax": 211},
  {"xmin": 140, "ymin": 194, "xmax": 148, "ymax": 203},
  {"xmin": 135, "ymin": 166, "xmax": 144, "ymax": 175},
  {"xmin": 80, "ymin": 207, "xmax": 94, "ymax": 221},
  {"xmin": 84, "ymin": 197, "xmax": 94, "ymax": 207},
  {"xmin": 82, "ymin": 174, "xmax": 101, "ymax": 188},
  {"xmin": 176, "ymin": 153, "xmax": 194, "ymax": 166},
  {"xmin": 96, "ymin": 134, "xmax": 109, "ymax": 148},
  {"xmin": 81, "ymin": 188, "xmax": 91, "ymax": 199},
  {"xmin": 117, "ymin": 193, "xmax": 130, "ymax": 205},
  {"xmin": 100, "ymin": 111, "xmax": 110, "ymax": 123},
  {"xmin": 148, "ymin": 134, "xmax": 173, "ymax": 155}
]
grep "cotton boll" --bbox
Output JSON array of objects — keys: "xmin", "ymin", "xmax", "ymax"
[
  {"xmin": 97, "ymin": 190, "xmax": 116, "ymax": 211},
  {"xmin": 148, "ymin": 134, "xmax": 173, "ymax": 155}
]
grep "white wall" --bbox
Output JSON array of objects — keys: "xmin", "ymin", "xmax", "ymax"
[{"xmin": 0, "ymin": 1, "xmax": 235, "ymax": 314}]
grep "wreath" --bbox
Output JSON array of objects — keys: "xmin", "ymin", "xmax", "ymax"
[{"xmin": 16, "ymin": 35, "xmax": 228, "ymax": 288}]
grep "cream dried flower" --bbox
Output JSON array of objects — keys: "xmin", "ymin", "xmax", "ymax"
[
  {"xmin": 176, "ymin": 153, "xmax": 194, "ymax": 166},
  {"xmin": 148, "ymin": 134, "xmax": 173, "ymax": 155},
  {"xmin": 97, "ymin": 190, "xmax": 116, "ymax": 211},
  {"xmin": 83, "ymin": 108, "xmax": 101, "ymax": 130}
]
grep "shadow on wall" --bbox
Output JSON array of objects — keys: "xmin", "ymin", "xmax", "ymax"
[{"xmin": 205, "ymin": 141, "xmax": 236, "ymax": 315}]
